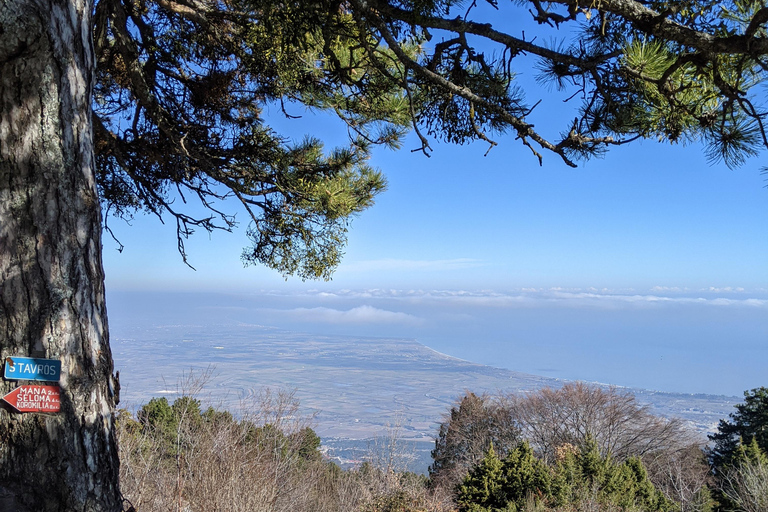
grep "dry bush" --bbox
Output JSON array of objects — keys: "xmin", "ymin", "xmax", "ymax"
[
  {"xmin": 179, "ymin": 390, "xmax": 316, "ymax": 512},
  {"xmin": 118, "ymin": 373, "xmax": 338, "ymax": 512},
  {"xmin": 643, "ymin": 444, "xmax": 713, "ymax": 512},
  {"xmin": 355, "ymin": 464, "xmax": 454, "ymax": 512},
  {"xmin": 118, "ymin": 374, "xmax": 450, "ymax": 512},
  {"xmin": 116, "ymin": 408, "xmax": 171, "ymax": 510},
  {"xmin": 352, "ymin": 419, "xmax": 455, "ymax": 512}
]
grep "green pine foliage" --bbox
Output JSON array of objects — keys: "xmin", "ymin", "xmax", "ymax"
[
  {"xmin": 456, "ymin": 444, "xmax": 511, "ymax": 512},
  {"xmin": 457, "ymin": 439, "xmax": 674, "ymax": 512},
  {"xmin": 92, "ymin": 0, "xmax": 768, "ymax": 277},
  {"xmin": 128, "ymin": 395, "xmax": 325, "ymax": 467},
  {"xmin": 692, "ymin": 485, "xmax": 716, "ymax": 512},
  {"xmin": 93, "ymin": 0, "xmax": 412, "ymax": 277},
  {"xmin": 709, "ymin": 387, "xmax": 768, "ymax": 469},
  {"xmin": 551, "ymin": 439, "xmax": 674, "ymax": 512},
  {"xmin": 499, "ymin": 443, "xmax": 552, "ymax": 511},
  {"xmin": 733, "ymin": 437, "xmax": 768, "ymax": 467}
]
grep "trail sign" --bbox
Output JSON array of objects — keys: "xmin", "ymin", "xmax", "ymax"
[
  {"xmin": 4, "ymin": 356, "xmax": 61, "ymax": 382},
  {"xmin": 1, "ymin": 385, "xmax": 61, "ymax": 413}
]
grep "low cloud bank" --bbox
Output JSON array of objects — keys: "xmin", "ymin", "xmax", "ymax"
[
  {"xmin": 267, "ymin": 305, "xmax": 423, "ymax": 325},
  {"xmin": 282, "ymin": 287, "xmax": 768, "ymax": 310}
]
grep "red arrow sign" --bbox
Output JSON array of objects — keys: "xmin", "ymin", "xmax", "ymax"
[{"xmin": 2, "ymin": 385, "xmax": 61, "ymax": 413}]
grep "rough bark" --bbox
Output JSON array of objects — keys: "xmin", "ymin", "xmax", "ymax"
[{"xmin": 0, "ymin": 0, "xmax": 121, "ymax": 510}]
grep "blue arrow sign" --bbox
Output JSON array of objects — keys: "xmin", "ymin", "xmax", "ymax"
[{"xmin": 4, "ymin": 357, "xmax": 61, "ymax": 382}]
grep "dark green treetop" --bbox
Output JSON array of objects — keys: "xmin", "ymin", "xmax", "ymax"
[
  {"xmin": 498, "ymin": 442, "xmax": 551, "ymax": 511},
  {"xmin": 733, "ymin": 436, "xmax": 768, "ymax": 466},
  {"xmin": 457, "ymin": 438, "xmax": 674, "ymax": 512},
  {"xmin": 455, "ymin": 443, "xmax": 513, "ymax": 512},
  {"xmin": 454, "ymin": 441, "xmax": 552, "ymax": 512},
  {"xmin": 710, "ymin": 387, "xmax": 768, "ymax": 469},
  {"xmin": 550, "ymin": 438, "xmax": 674, "ymax": 512},
  {"xmin": 131, "ymin": 395, "xmax": 324, "ymax": 463}
]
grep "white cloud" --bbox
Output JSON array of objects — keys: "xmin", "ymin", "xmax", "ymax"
[
  {"xmin": 703, "ymin": 286, "xmax": 746, "ymax": 293},
  {"xmin": 281, "ymin": 306, "xmax": 423, "ymax": 325},
  {"xmin": 257, "ymin": 287, "xmax": 768, "ymax": 310},
  {"xmin": 650, "ymin": 286, "xmax": 688, "ymax": 293}
]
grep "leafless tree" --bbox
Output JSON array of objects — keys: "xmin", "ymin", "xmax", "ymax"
[
  {"xmin": 501, "ymin": 383, "xmax": 695, "ymax": 464},
  {"xmin": 644, "ymin": 444, "xmax": 713, "ymax": 512},
  {"xmin": 719, "ymin": 456, "xmax": 768, "ymax": 512}
]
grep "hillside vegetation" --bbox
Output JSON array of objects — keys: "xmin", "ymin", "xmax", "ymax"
[{"xmin": 117, "ymin": 382, "xmax": 768, "ymax": 512}]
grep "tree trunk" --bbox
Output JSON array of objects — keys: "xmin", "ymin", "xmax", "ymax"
[{"xmin": 0, "ymin": 0, "xmax": 121, "ymax": 510}]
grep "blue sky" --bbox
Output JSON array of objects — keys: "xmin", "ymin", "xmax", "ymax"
[
  {"xmin": 102, "ymin": 81, "xmax": 768, "ymax": 397},
  {"xmin": 102, "ymin": 5, "xmax": 768, "ymax": 295},
  {"xmin": 104, "ymin": 121, "xmax": 768, "ymax": 293}
]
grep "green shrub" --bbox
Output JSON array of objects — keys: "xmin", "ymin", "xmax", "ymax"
[
  {"xmin": 457, "ymin": 438, "xmax": 674, "ymax": 512},
  {"xmin": 457, "ymin": 442, "xmax": 551, "ymax": 512}
]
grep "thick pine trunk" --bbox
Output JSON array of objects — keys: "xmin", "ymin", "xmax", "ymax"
[{"xmin": 0, "ymin": 0, "xmax": 121, "ymax": 510}]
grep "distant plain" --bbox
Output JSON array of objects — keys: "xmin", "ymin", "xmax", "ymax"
[{"xmin": 108, "ymin": 290, "xmax": 743, "ymax": 470}]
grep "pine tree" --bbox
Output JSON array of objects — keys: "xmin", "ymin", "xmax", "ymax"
[
  {"xmin": 346, "ymin": 0, "xmax": 768, "ymax": 168},
  {"xmin": 457, "ymin": 438, "xmax": 674, "ymax": 512},
  {"xmin": 455, "ymin": 441, "xmax": 555, "ymax": 512},
  {"xmin": 733, "ymin": 437, "xmax": 768, "ymax": 467},
  {"xmin": 550, "ymin": 437, "xmax": 674, "ymax": 512},
  {"xmin": 710, "ymin": 387, "xmax": 768, "ymax": 469},
  {"xmin": 6, "ymin": 0, "xmax": 768, "ymax": 508},
  {"xmin": 93, "ymin": 0, "xmax": 414, "ymax": 278},
  {"xmin": 430, "ymin": 392, "xmax": 521, "ymax": 490},
  {"xmin": 456, "ymin": 444, "xmax": 510, "ymax": 512},
  {"xmin": 499, "ymin": 442, "xmax": 551, "ymax": 511}
]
